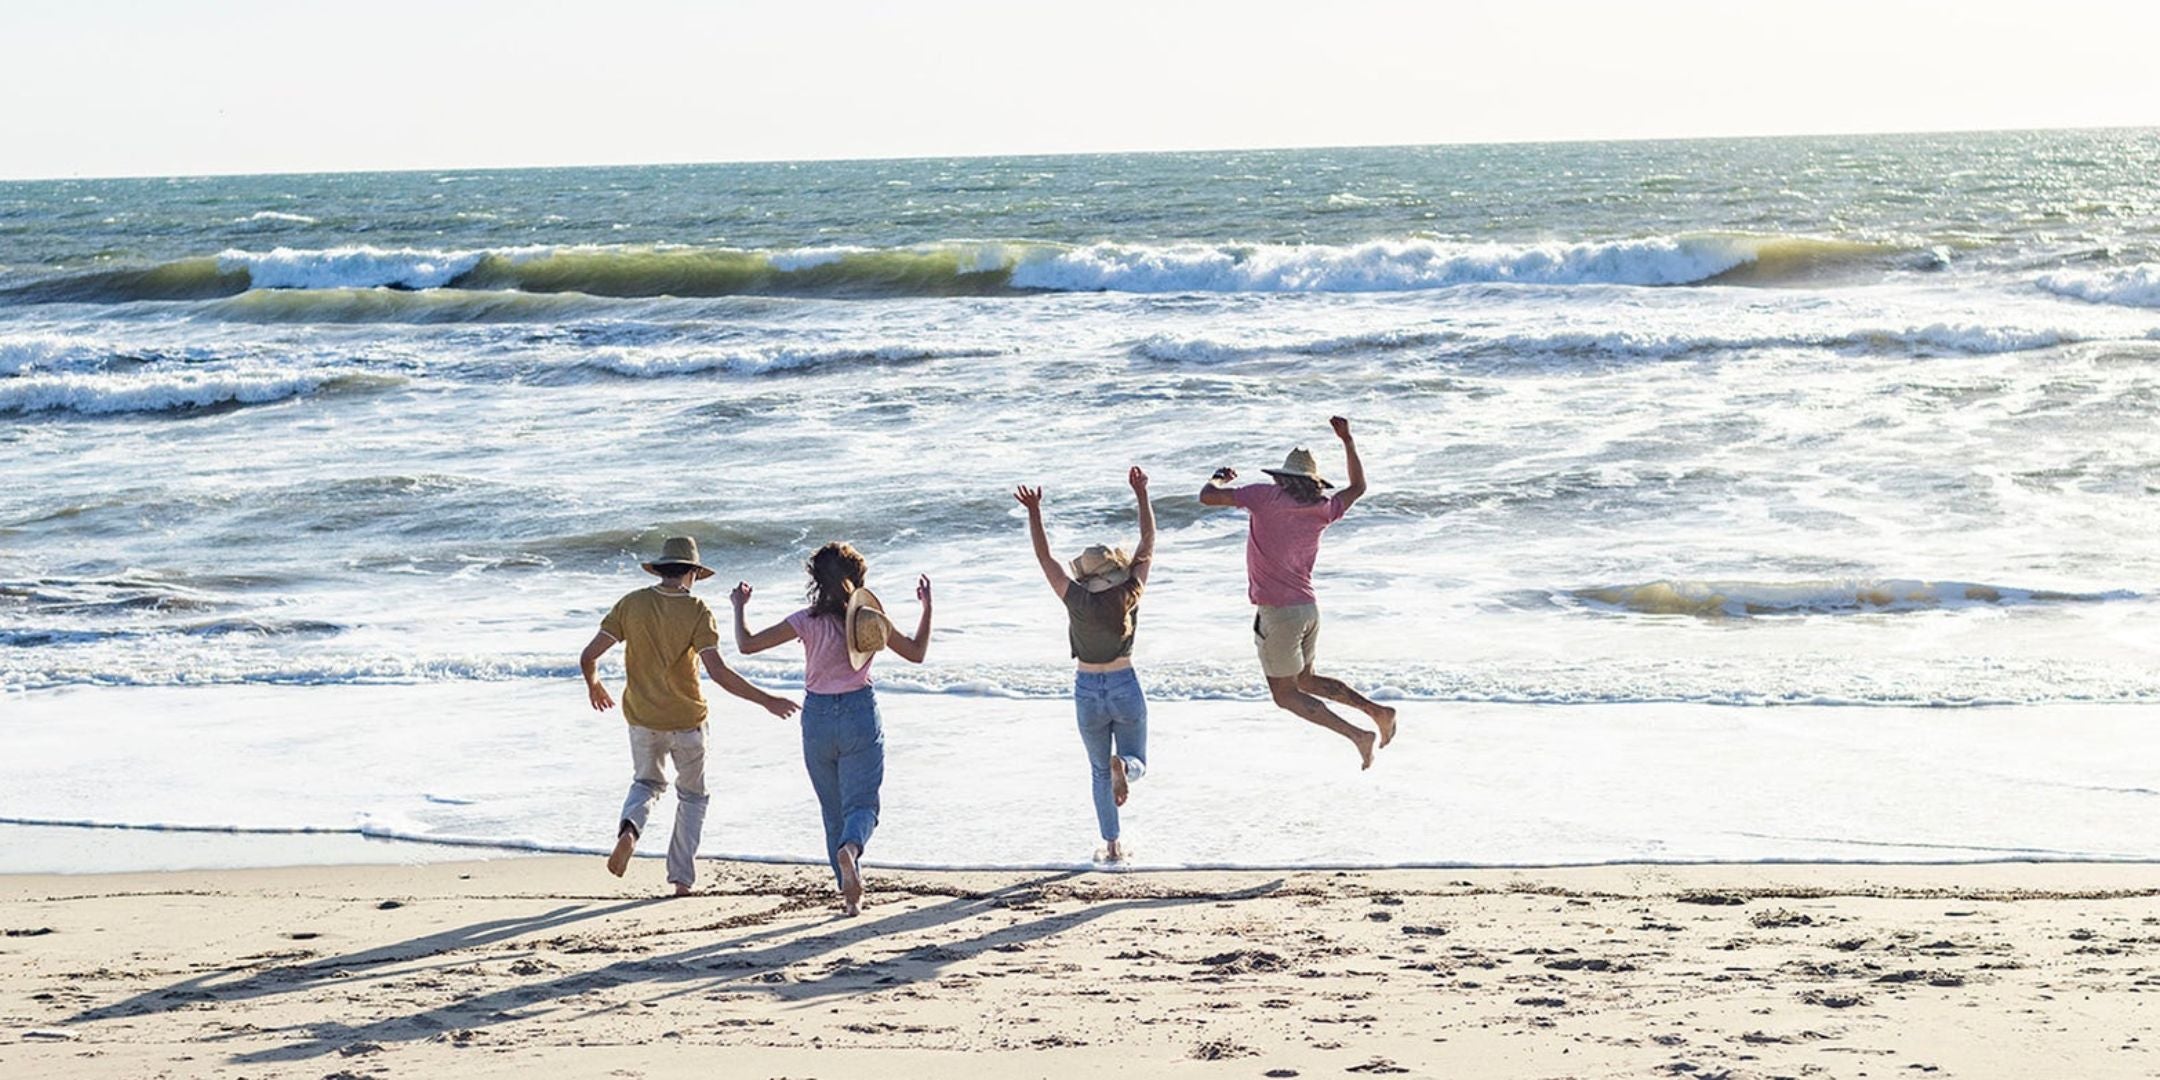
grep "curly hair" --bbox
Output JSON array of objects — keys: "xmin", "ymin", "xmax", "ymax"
[
  {"xmin": 805, "ymin": 541, "xmax": 867, "ymax": 618},
  {"xmin": 1275, "ymin": 474, "xmax": 1328, "ymax": 505}
]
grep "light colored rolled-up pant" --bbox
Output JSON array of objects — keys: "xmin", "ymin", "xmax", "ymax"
[{"xmin": 619, "ymin": 724, "xmax": 709, "ymax": 888}]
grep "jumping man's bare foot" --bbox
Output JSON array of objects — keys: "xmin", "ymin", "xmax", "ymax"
[
  {"xmin": 1111, "ymin": 755, "xmax": 1130, "ymax": 807},
  {"xmin": 606, "ymin": 828, "xmax": 636, "ymax": 877},
  {"xmin": 836, "ymin": 843, "xmax": 864, "ymax": 917},
  {"xmin": 1352, "ymin": 728, "xmax": 1376, "ymax": 770},
  {"xmin": 1372, "ymin": 705, "xmax": 1398, "ymax": 749}
]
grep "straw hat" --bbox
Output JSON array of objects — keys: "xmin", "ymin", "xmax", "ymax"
[
  {"xmin": 844, "ymin": 586, "xmax": 890, "ymax": 670},
  {"xmin": 1262, "ymin": 446, "xmax": 1334, "ymax": 488},
  {"xmin": 641, "ymin": 536, "xmax": 715, "ymax": 580},
  {"xmin": 1068, "ymin": 544, "xmax": 1132, "ymax": 593}
]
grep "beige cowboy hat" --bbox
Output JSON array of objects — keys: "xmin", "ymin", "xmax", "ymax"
[
  {"xmin": 1261, "ymin": 446, "xmax": 1334, "ymax": 488},
  {"xmin": 1069, "ymin": 544, "xmax": 1132, "ymax": 593},
  {"xmin": 641, "ymin": 536, "xmax": 716, "ymax": 580},
  {"xmin": 844, "ymin": 586, "xmax": 890, "ymax": 670}
]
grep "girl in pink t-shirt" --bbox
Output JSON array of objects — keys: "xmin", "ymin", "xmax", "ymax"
[{"xmin": 731, "ymin": 541, "xmax": 932, "ymax": 916}]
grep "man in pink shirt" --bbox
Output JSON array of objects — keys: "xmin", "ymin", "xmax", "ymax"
[{"xmin": 1201, "ymin": 416, "xmax": 1397, "ymax": 769}]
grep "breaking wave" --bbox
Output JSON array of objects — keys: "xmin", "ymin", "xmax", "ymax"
[
  {"xmin": 1573, "ymin": 578, "xmax": 2129, "ymax": 619},
  {"xmin": 2, "ymin": 233, "xmax": 1910, "ymax": 305},
  {"xmin": 0, "ymin": 369, "xmax": 400, "ymax": 415},
  {"xmin": 580, "ymin": 342, "xmax": 1004, "ymax": 377},
  {"xmin": 2036, "ymin": 263, "xmax": 2160, "ymax": 309},
  {"xmin": 1134, "ymin": 321, "xmax": 2088, "ymax": 363}
]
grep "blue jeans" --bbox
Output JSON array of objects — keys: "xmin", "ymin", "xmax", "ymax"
[
  {"xmin": 1075, "ymin": 668, "xmax": 1148, "ymax": 843},
  {"xmin": 801, "ymin": 686, "xmax": 884, "ymax": 887}
]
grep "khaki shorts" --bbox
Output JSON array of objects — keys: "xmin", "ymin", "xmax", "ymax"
[{"xmin": 1253, "ymin": 603, "xmax": 1320, "ymax": 679}]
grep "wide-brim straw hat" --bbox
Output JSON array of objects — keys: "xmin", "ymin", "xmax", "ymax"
[
  {"xmin": 1261, "ymin": 446, "xmax": 1334, "ymax": 488},
  {"xmin": 1069, "ymin": 544, "xmax": 1132, "ymax": 593},
  {"xmin": 845, "ymin": 586, "xmax": 890, "ymax": 670},
  {"xmin": 641, "ymin": 535, "xmax": 716, "ymax": 580}
]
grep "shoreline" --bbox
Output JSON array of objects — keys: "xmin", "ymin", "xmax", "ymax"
[
  {"xmin": 9, "ymin": 821, "xmax": 2160, "ymax": 878},
  {"xmin": 3, "ymin": 858, "xmax": 2154, "ymax": 1078}
]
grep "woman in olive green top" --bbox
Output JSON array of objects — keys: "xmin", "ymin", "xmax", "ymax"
[{"xmin": 1014, "ymin": 467, "xmax": 1155, "ymax": 863}]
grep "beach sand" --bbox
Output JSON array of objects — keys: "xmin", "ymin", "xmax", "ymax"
[{"xmin": 2, "ymin": 858, "xmax": 2155, "ymax": 1078}]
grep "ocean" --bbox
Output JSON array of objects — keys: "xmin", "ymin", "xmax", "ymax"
[{"xmin": 3, "ymin": 130, "xmax": 2157, "ymax": 871}]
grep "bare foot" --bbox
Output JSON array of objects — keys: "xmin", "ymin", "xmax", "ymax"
[
  {"xmin": 606, "ymin": 829, "xmax": 636, "ymax": 877},
  {"xmin": 1352, "ymin": 729, "xmax": 1376, "ymax": 770},
  {"xmin": 837, "ymin": 843, "xmax": 864, "ymax": 917},
  {"xmin": 1372, "ymin": 705, "xmax": 1397, "ymax": 749},
  {"xmin": 1111, "ymin": 756, "xmax": 1130, "ymax": 807},
  {"xmin": 671, "ymin": 882, "xmax": 692, "ymax": 898},
  {"xmin": 1099, "ymin": 840, "xmax": 1126, "ymax": 864}
]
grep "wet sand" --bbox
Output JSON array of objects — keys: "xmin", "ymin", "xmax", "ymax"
[{"xmin": 2, "ymin": 858, "xmax": 2155, "ymax": 1078}]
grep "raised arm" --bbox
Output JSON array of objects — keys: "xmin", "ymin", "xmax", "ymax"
[
  {"xmin": 730, "ymin": 582, "xmax": 800, "ymax": 655},
  {"xmin": 886, "ymin": 575, "xmax": 934, "ymax": 663},
  {"xmin": 1198, "ymin": 465, "xmax": 1239, "ymax": 507},
  {"xmin": 578, "ymin": 631, "xmax": 617, "ymax": 712},
  {"xmin": 1331, "ymin": 416, "xmax": 1367, "ymax": 510},
  {"xmin": 1128, "ymin": 466, "xmax": 1156, "ymax": 584},
  {"xmin": 698, "ymin": 648, "xmax": 800, "ymax": 719},
  {"xmin": 1013, "ymin": 485, "xmax": 1070, "ymax": 599}
]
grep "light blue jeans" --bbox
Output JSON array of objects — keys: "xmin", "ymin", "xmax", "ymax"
[
  {"xmin": 800, "ymin": 686, "xmax": 884, "ymax": 887},
  {"xmin": 1074, "ymin": 668, "xmax": 1148, "ymax": 843}
]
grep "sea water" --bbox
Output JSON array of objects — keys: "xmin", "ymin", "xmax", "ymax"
[{"xmin": 3, "ymin": 130, "xmax": 2158, "ymax": 870}]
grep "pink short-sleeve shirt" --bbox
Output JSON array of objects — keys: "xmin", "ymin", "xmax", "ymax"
[
  {"xmin": 1231, "ymin": 483, "xmax": 1347, "ymax": 607},
  {"xmin": 786, "ymin": 608, "xmax": 874, "ymax": 695}
]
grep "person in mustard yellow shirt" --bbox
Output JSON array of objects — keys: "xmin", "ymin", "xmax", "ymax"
[{"xmin": 578, "ymin": 536, "xmax": 798, "ymax": 896}]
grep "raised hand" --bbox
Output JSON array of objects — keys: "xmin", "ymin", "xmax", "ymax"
[
  {"xmin": 1128, "ymin": 466, "xmax": 1149, "ymax": 493},
  {"xmin": 587, "ymin": 680, "xmax": 616, "ymax": 712},
  {"xmin": 1330, "ymin": 415, "xmax": 1352, "ymax": 441},
  {"xmin": 763, "ymin": 695, "xmax": 800, "ymax": 719},
  {"xmin": 1013, "ymin": 485, "xmax": 1044, "ymax": 512},
  {"xmin": 916, "ymin": 574, "xmax": 933, "ymax": 606},
  {"xmin": 1211, "ymin": 466, "xmax": 1237, "ymax": 484},
  {"xmin": 730, "ymin": 581, "xmax": 753, "ymax": 608}
]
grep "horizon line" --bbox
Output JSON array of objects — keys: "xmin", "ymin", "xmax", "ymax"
[{"xmin": 3, "ymin": 122, "xmax": 2153, "ymax": 186}]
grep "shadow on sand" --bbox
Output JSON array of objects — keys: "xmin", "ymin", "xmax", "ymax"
[{"xmin": 73, "ymin": 870, "xmax": 1283, "ymax": 1064}]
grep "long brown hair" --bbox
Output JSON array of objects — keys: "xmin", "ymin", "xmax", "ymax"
[
  {"xmin": 1276, "ymin": 474, "xmax": 1327, "ymax": 505},
  {"xmin": 805, "ymin": 541, "xmax": 867, "ymax": 618}
]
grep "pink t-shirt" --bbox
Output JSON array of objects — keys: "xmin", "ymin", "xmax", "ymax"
[
  {"xmin": 786, "ymin": 608, "xmax": 874, "ymax": 695},
  {"xmin": 1231, "ymin": 483, "xmax": 1347, "ymax": 607}
]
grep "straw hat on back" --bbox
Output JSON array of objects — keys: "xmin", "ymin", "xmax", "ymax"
[
  {"xmin": 1262, "ymin": 447, "xmax": 1334, "ymax": 489},
  {"xmin": 1069, "ymin": 544, "xmax": 1133, "ymax": 593},
  {"xmin": 844, "ymin": 586, "xmax": 890, "ymax": 670}
]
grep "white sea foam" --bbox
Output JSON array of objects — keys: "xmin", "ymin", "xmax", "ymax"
[
  {"xmin": 581, "ymin": 343, "xmax": 1001, "ymax": 377},
  {"xmin": 0, "ymin": 368, "xmax": 391, "ymax": 415},
  {"xmin": 1131, "ymin": 327, "xmax": 1455, "ymax": 363},
  {"xmin": 0, "ymin": 333, "xmax": 106, "ymax": 376},
  {"xmin": 763, "ymin": 245, "xmax": 868, "ymax": 272},
  {"xmin": 235, "ymin": 210, "xmax": 318, "ymax": 225},
  {"xmin": 2036, "ymin": 263, "xmax": 2160, "ymax": 309},
  {"xmin": 1573, "ymin": 578, "xmax": 2125, "ymax": 619},
  {"xmin": 1014, "ymin": 235, "xmax": 1761, "ymax": 292},
  {"xmin": 3, "ymin": 686, "xmax": 2156, "ymax": 871},
  {"xmin": 1133, "ymin": 320, "xmax": 2088, "ymax": 363},
  {"xmin": 217, "ymin": 246, "xmax": 539, "ymax": 290}
]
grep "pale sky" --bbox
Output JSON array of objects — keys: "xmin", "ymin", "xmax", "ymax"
[{"xmin": 3, "ymin": 0, "xmax": 2155, "ymax": 180}]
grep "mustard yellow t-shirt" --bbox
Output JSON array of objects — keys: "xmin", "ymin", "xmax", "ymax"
[{"xmin": 599, "ymin": 586, "xmax": 722, "ymax": 731}]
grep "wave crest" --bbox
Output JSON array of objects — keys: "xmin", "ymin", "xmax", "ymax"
[
  {"xmin": 0, "ymin": 368, "xmax": 400, "ymax": 416},
  {"xmin": 4, "ymin": 233, "xmax": 1908, "ymax": 305},
  {"xmin": 2036, "ymin": 263, "xmax": 2160, "ymax": 309},
  {"xmin": 1573, "ymin": 578, "xmax": 2125, "ymax": 618}
]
